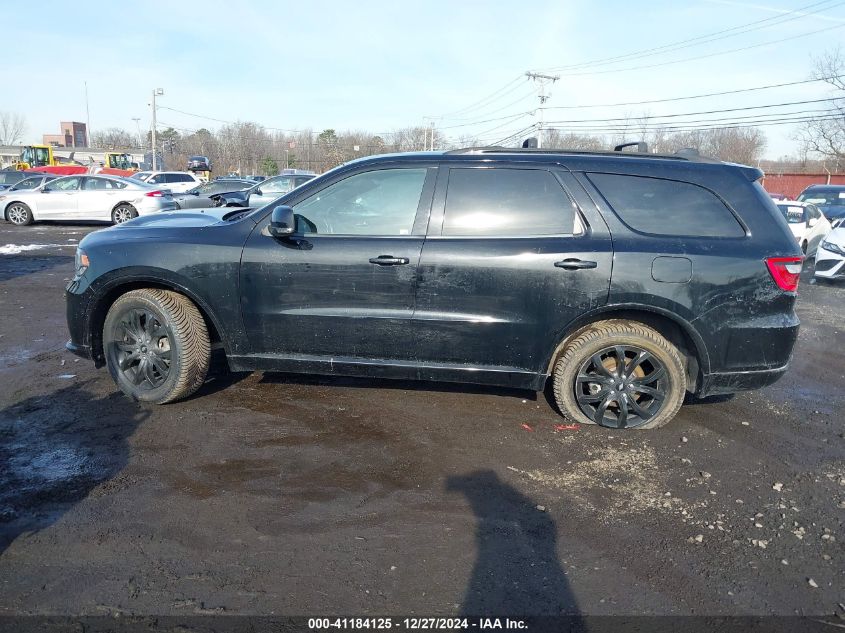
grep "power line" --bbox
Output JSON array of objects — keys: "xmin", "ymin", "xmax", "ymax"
[
  {"xmin": 433, "ymin": 75, "xmax": 526, "ymax": 118},
  {"xmin": 544, "ymin": 112, "xmax": 843, "ymax": 134},
  {"xmin": 542, "ymin": 96, "xmax": 843, "ymax": 124},
  {"xmin": 157, "ymin": 106, "xmax": 306, "ymax": 133},
  {"xmin": 541, "ymin": 75, "xmax": 843, "ymax": 110},
  {"xmin": 548, "ymin": 21, "xmax": 845, "ymax": 77},
  {"xmin": 538, "ymin": 0, "xmax": 843, "ymax": 72}
]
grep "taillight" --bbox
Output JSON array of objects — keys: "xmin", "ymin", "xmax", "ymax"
[
  {"xmin": 145, "ymin": 190, "xmax": 165, "ymax": 197},
  {"xmin": 766, "ymin": 256, "xmax": 803, "ymax": 292}
]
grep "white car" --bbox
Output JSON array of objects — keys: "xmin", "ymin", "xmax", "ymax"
[
  {"xmin": 815, "ymin": 221, "xmax": 845, "ymax": 280},
  {"xmin": 1, "ymin": 175, "xmax": 177, "ymax": 225},
  {"xmin": 775, "ymin": 201, "xmax": 831, "ymax": 256},
  {"xmin": 134, "ymin": 171, "xmax": 203, "ymax": 193}
]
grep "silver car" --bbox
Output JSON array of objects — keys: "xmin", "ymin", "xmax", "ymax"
[{"xmin": 1, "ymin": 175, "xmax": 177, "ymax": 226}]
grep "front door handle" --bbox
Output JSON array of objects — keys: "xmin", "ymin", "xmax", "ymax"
[
  {"xmin": 554, "ymin": 258, "xmax": 598, "ymax": 270},
  {"xmin": 369, "ymin": 255, "xmax": 410, "ymax": 266}
]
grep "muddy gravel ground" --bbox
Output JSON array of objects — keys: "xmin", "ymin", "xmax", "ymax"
[{"xmin": 0, "ymin": 222, "xmax": 843, "ymax": 618}]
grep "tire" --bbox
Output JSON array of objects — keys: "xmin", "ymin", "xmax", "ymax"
[
  {"xmin": 6, "ymin": 202, "xmax": 33, "ymax": 226},
  {"xmin": 112, "ymin": 204, "xmax": 138, "ymax": 224},
  {"xmin": 103, "ymin": 289, "xmax": 210, "ymax": 404},
  {"xmin": 552, "ymin": 320, "xmax": 687, "ymax": 430}
]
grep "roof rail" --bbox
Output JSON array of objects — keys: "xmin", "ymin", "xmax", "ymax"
[
  {"xmin": 443, "ymin": 146, "xmax": 721, "ymax": 164},
  {"xmin": 614, "ymin": 141, "xmax": 649, "ymax": 153}
]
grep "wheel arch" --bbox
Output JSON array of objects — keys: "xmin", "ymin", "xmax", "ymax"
[
  {"xmin": 3, "ymin": 199, "xmax": 34, "ymax": 221},
  {"xmin": 544, "ymin": 304, "xmax": 710, "ymax": 393},
  {"xmin": 111, "ymin": 201, "xmax": 137, "ymax": 213},
  {"xmin": 87, "ymin": 272, "xmax": 226, "ymax": 366}
]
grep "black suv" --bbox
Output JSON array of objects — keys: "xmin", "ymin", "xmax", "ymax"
[{"xmin": 66, "ymin": 146, "xmax": 802, "ymax": 430}]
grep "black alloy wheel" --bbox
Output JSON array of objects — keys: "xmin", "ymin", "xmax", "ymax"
[{"xmin": 110, "ymin": 308, "xmax": 172, "ymax": 390}]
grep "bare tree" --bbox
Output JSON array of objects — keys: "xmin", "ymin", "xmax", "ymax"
[
  {"xmin": 0, "ymin": 111, "xmax": 26, "ymax": 145},
  {"xmin": 90, "ymin": 127, "xmax": 136, "ymax": 149},
  {"xmin": 796, "ymin": 48, "xmax": 845, "ymax": 160}
]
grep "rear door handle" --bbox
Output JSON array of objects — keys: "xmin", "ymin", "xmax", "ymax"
[
  {"xmin": 369, "ymin": 255, "xmax": 410, "ymax": 266},
  {"xmin": 554, "ymin": 258, "xmax": 598, "ymax": 270}
]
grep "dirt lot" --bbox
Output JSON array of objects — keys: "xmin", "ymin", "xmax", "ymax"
[{"xmin": 0, "ymin": 222, "xmax": 843, "ymax": 617}]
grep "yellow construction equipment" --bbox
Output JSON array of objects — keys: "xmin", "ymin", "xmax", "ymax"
[{"xmin": 13, "ymin": 145, "xmax": 54, "ymax": 170}]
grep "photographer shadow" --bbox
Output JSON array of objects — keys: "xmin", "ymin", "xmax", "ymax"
[{"xmin": 446, "ymin": 470, "xmax": 580, "ymax": 617}]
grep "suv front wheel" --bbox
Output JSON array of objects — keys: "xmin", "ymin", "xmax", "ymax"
[
  {"xmin": 553, "ymin": 320, "xmax": 686, "ymax": 430},
  {"xmin": 103, "ymin": 288, "xmax": 210, "ymax": 404}
]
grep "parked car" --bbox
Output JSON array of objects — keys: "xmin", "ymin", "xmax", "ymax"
[
  {"xmin": 171, "ymin": 179, "xmax": 255, "ymax": 210},
  {"xmin": 0, "ymin": 169, "xmax": 29, "ymax": 191},
  {"xmin": 3, "ymin": 173, "xmax": 58, "ymax": 191},
  {"xmin": 768, "ymin": 192, "xmax": 788, "ymax": 201},
  {"xmin": 66, "ymin": 146, "xmax": 802, "ymax": 430},
  {"xmin": 775, "ymin": 201, "xmax": 831, "ymax": 255},
  {"xmin": 797, "ymin": 185, "xmax": 845, "ymax": 220},
  {"xmin": 213, "ymin": 173, "xmax": 316, "ymax": 208},
  {"xmin": 815, "ymin": 224, "xmax": 845, "ymax": 280},
  {"xmin": 2, "ymin": 175, "xmax": 176, "ymax": 225},
  {"xmin": 187, "ymin": 155, "xmax": 211, "ymax": 171},
  {"xmin": 134, "ymin": 171, "xmax": 203, "ymax": 193}
]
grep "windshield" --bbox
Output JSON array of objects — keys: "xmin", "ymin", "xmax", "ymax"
[
  {"xmin": 777, "ymin": 204, "xmax": 806, "ymax": 224},
  {"xmin": 798, "ymin": 189, "xmax": 845, "ymax": 206},
  {"xmin": 21, "ymin": 147, "xmax": 51, "ymax": 167},
  {"xmin": 110, "ymin": 154, "xmax": 131, "ymax": 170}
]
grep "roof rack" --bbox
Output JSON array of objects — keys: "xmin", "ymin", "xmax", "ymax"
[{"xmin": 445, "ymin": 139, "xmax": 722, "ymax": 164}]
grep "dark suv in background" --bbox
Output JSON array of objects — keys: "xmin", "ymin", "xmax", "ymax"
[{"xmin": 65, "ymin": 145, "xmax": 802, "ymax": 430}]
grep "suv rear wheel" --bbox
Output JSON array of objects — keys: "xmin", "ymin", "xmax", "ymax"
[
  {"xmin": 553, "ymin": 320, "xmax": 686, "ymax": 430},
  {"xmin": 103, "ymin": 289, "xmax": 210, "ymax": 404}
]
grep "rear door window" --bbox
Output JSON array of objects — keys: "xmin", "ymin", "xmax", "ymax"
[
  {"xmin": 588, "ymin": 173, "xmax": 745, "ymax": 238},
  {"xmin": 442, "ymin": 167, "xmax": 577, "ymax": 236}
]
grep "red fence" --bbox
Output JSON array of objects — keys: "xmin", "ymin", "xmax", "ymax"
[{"xmin": 761, "ymin": 173, "xmax": 845, "ymax": 199}]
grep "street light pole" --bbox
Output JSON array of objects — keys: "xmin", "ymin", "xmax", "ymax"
[{"xmin": 151, "ymin": 88, "xmax": 163, "ymax": 170}]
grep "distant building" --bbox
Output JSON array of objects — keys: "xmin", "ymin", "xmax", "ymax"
[{"xmin": 42, "ymin": 121, "xmax": 88, "ymax": 148}]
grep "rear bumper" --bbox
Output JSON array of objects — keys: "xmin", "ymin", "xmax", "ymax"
[{"xmin": 698, "ymin": 363, "xmax": 789, "ymax": 397}]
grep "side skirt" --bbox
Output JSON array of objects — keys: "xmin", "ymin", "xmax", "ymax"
[{"xmin": 227, "ymin": 353, "xmax": 545, "ymax": 391}]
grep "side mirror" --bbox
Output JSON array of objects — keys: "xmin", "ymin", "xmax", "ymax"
[
  {"xmin": 808, "ymin": 217, "xmax": 818, "ymax": 228},
  {"xmin": 254, "ymin": 188, "xmax": 263, "ymax": 196},
  {"xmin": 267, "ymin": 205, "xmax": 296, "ymax": 238}
]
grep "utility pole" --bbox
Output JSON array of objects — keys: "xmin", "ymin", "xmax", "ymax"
[
  {"xmin": 151, "ymin": 88, "xmax": 163, "ymax": 170},
  {"xmin": 525, "ymin": 71, "xmax": 559, "ymax": 148},
  {"xmin": 84, "ymin": 81, "xmax": 91, "ymax": 147},
  {"xmin": 131, "ymin": 118, "xmax": 141, "ymax": 148}
]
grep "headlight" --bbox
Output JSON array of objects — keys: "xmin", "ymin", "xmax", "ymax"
[
  {"xmin": 75, "ymin": 248, "xmax": 90, "ymax": 275},
  {"xmin": 821, "ymin": 240, "xmax": 845, "ymax": 257}
]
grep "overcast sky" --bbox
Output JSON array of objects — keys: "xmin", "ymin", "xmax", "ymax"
[{"xmin": 4, "ymin": 0, "xmax": 844, "ymax": 158}]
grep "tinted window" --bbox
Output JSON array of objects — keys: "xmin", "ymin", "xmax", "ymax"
[
  {"xmin": 442, "ymin": 168, "xmax": 575, "ymax": 237},
  {"xmin": 588, "ymin": 173, "xmax": 744, "ymax": 238},
  {"xmin": 293, "ymin": 168, "xmax": 428, "ymax": 236},
  {"xmin": 0, "ymin": 172, "xmax": 25, "ymax": 185},
  {"xmin": 168, "ymin": 173, "xmax": 193, "ymax": 183},
  {"xmin": 798, "ymin": 188, "xmax": 845, "ymax": 206}
]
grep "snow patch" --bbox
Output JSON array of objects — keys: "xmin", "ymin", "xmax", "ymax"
[{"xmin": 0, "ymin": 243, "xmax": 70, "ymax": 255}]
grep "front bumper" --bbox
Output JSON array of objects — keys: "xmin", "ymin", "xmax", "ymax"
[
  {"xmin": 65, "ymin": 279, "xmax": 103, "ymax": 366},
  {"xmin": 814, "ymin": 251, "xmax": 845, "ymax": 279}
]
